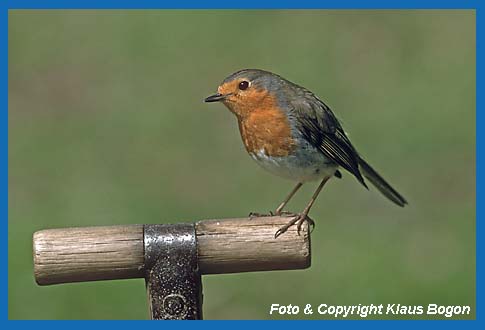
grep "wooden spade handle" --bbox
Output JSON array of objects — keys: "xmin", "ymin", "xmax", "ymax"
[{"xmin": 33, "ymin": 216, "xmax": 311, "ymax": 285}]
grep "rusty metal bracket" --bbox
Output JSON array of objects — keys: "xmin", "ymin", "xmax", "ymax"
[{"xmin": 144, "ymin": 223, "xmax": 202, "ymax": 320}]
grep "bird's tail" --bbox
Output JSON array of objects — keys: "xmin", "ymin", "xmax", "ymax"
[{"xmin": 358, "ymin": 157, "xmax": 408, "ymax": 207}]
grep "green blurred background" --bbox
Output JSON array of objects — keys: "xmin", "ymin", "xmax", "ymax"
[{"xmin": 8, "ymin": 10, "xmax": 475, "ymax": 319}]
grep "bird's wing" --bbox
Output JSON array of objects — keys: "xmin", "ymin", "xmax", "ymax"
[{"xmin": 290, "ymin": 92, "xmax": 367, "ymax": 187}]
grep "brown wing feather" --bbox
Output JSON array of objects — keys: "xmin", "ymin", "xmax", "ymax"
[{"xmin": 291, "ymin": 92, "xmax": 367, "ymax": 187}]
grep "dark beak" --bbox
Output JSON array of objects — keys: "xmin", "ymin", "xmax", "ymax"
[{"xmin": 204, "ymin": 93, "xmax": 228, "ymax": 103}]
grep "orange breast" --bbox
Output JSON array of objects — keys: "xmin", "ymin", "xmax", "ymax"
[{"xmin": 238, "ymin": 105, "xmax": 296, "ymax": 157}]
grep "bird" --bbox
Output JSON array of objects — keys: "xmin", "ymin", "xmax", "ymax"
[{"xmin": 204, "ymin": 69, "xmax": 407, "ymax": 238}]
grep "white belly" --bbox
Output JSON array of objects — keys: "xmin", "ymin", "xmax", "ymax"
[{"xmin": 249, "ymin": 145, "xmax": 337, "ymax": 182}]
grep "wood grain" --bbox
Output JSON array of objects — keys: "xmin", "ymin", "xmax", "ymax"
[
  {"xmin": 33, "ymin": 225, "xmax": 144, "ymax": 285},
  {"xmin": 196, "ymin": 216, "xmax": 310, "ymax": 274},
  {"xmin": 33, "ymin": 216, "xmax": 311, "ymax": 285}
]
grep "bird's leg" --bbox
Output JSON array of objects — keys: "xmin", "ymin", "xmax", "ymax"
[
  {"xmin": 274, "ymin": 182, "xmax": 303, "ymax": 215},
  {"xmin": 249, "ymin": 182, "xmax": 303, "ymax": 219},
  {"xmin": 274, "ymin": 176, "xmax": 331, "ymax": 238}
]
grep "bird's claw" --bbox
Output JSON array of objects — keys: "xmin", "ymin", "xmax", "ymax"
[
  {"xmin": 275, "ymin": 210, "xmax": 298, "ymax": 217},
  {"xmin": 249, "ymin": 210, "xmax": 297, "ymax": 220},
  {"xmin": 248, "ymin": 211, "xmax": 274, "ymax": 220},
  {"xmin": 274, "ymin": 213, "xmax": 315, "ymax": 239}
]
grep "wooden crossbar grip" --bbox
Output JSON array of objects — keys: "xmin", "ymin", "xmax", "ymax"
[{"xmin": 33, "ymin": 216, "xmax": 311, "ymax": 285}]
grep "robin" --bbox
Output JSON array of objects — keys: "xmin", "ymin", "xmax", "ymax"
[{"xmin": 205, "ymin": 69, "xmax": 407, "ymax": 238}]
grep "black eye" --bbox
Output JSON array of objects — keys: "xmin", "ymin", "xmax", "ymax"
[{"xmin": 238, "ymin": 81, "xmax": 249, "ymax": 90}]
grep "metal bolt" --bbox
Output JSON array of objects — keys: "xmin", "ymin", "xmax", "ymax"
[{"xmin": 163, "ymin": 294, "xmax": 187, "ymax": 317}]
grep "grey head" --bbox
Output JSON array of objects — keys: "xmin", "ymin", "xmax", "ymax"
[
  {"xmin": 204, "ymin": 68, "xmax": 307, "ymax": 105},
  {"xmin": 221, "ymin": 69, "xmax": 291, "ymax": 93}
]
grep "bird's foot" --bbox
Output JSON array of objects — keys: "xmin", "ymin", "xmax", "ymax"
[
  {"xmin": 274, "ymin": 213, "xmax": 315, "ymax": 239},
  {"xmin": 249, "ymin": 210, "xmax": 297, "ymax": 219},
  {"xmin": 248, "ymin": 211, "xmax": 274, "ymax": 220},
  {"xmin": 274, "ymin": 210, "xmax": 298, "ymax": 217}
]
